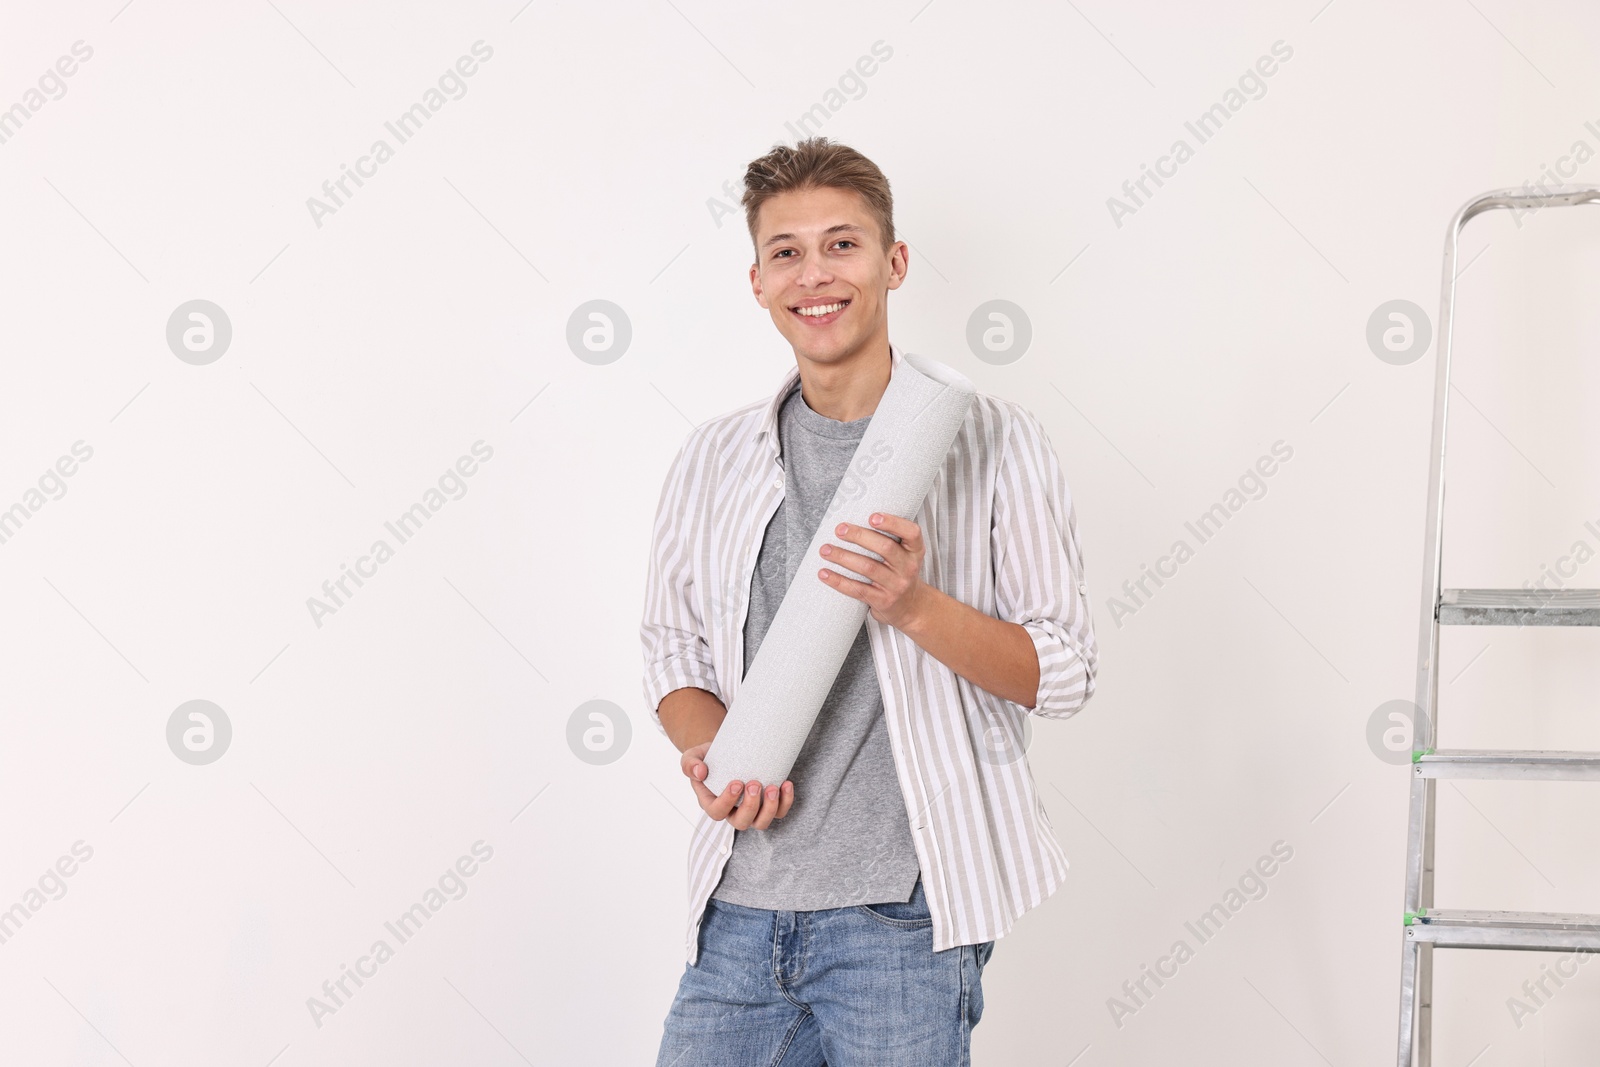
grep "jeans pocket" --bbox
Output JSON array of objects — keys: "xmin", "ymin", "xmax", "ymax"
[{"xmin": 853, "ymin": 889, "xmax": 932, "ymax": 929}]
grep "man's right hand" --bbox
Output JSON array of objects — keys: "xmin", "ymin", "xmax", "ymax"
[{"xmin": 681, "ymin": 741, "xmax": 794, "ymax": 830}]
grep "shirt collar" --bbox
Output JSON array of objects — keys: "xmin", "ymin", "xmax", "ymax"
[{"xmin": 757, "ymin": 342, "xmax": 905, "ymax": 457}]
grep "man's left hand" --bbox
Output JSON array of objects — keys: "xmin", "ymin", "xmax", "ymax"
[{"xmin": 817, "ymin": 512, "xmax": 934, "ymax": 632}]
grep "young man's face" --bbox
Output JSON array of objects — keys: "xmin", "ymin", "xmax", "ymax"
[{"xmin": 749, "ymin": 184, "xmax": 907, "ymax": 368}]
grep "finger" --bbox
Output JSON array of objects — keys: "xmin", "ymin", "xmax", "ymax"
[
  {"xmin": 683, "ymin": 746, "xmax": 711, "ymax": 774},
  {"xmin": 729, "ymin": 781, "xmax": 763, "ymax": 830},
  {"xmin": 866, "ymin": 512, "xmax": 919, "ymax": 550},
  {"xmin": 726, "ymin": 785, "xmax": 751, "ymax": 829},
  {"xmin": 818, "ymin": 567, "xmax": 877, "ymax": 603},
  {"xmin": 704, "ymin": 779, "xmax": 743, "ymax": 819},
  {"xmin": 776, "ymin": 780, "xmax": 795, "ymax": 819},
  {"xmin": 820, "ymin": 568, "xmax": 888, "ymax": 616},
  {"xmin": 688, "ymin": 772, "xmax": 718, "ymax": 807},
  {"xmin": 834, "ymin": 520, "xmax": 904, "ymax": 558},
  {"xmin": 832, "ymin": 528, "xmax": 903, "ymax": 570},
  {"xmin": 819, "ymin": 542, "xmax": 887, "ymax": 581},
  {"xmin": 751, "ymin": 783, "xmax": 783, "ymax": 830},
  {"xmin": 683, "ymin": 755, "xmax": 712, "ymax": 793}
]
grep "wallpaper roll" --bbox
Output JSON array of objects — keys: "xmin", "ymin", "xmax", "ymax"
[{"xmin": 702, "ymin": 352, "xmax": 976, "ymax": 800}]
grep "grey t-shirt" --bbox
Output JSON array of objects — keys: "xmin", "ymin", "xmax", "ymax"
[{"xmin": 709, "ymin": 381, "xmax": 922, "ymax": 910}]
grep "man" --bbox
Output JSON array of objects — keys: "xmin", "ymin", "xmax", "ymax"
[{"xmin": 642, "ymin": 137, "xmax": 1098, "ymax": 1066}]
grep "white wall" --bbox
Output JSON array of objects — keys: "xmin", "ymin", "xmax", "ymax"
[{"xmin": 2, "ymin": 0, "xmax": 1599, "ymax": 1063}]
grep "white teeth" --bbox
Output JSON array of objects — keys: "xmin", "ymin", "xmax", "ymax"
[{"xmin": 795, "ymin": 301, "xmax": 846, "ymax": 317}]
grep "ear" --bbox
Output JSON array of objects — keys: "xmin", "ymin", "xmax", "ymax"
[
  {"xmin": 750, "ymin": 263, "xmax": 769, "ymax": 309},
  {"xmin": 885, "ymin": 241, "xmax": 909, "ymax": 291}
]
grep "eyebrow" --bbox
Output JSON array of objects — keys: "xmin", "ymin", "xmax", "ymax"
[{"xmin": 761, "ymin": 223, "xmax": 870, "ymax": 251}]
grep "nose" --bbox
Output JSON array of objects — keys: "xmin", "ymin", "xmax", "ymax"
[{"xmin": 796, "ymin": 252, "xmax": 834, "ymax": 289}]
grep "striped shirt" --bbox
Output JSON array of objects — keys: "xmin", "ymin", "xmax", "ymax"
[{"xmin": 641, "ymin": 342, "xmax": 1099, "ymax": 965}]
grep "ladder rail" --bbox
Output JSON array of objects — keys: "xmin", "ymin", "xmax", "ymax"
[
  {"xmin": 1397, "ymin": 184, "xmax": 1600, "ymax": 1067},
  {"xmin": 1408, "ymin": 184, "xmax": 1600, "ymax": 811}
]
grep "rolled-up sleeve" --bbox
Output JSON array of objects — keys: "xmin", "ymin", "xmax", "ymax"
[
  {"xmin": 990, "ymin": 403, "xmax": 1099, "ymax": 719},
  {"xmin": 640, "ymin": 438, "xmax": 724, "ymax": 738}
]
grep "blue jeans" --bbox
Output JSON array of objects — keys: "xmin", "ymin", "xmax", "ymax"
[{"xmin": 655, "ymin": 876, "xmax": 996, "ymax": 1066}]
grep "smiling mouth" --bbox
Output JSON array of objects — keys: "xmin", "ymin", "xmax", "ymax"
[{"xmin": 791, "ymin": 299, "xmax": 850, "ymax": 321}]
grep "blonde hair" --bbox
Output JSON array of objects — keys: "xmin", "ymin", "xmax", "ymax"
[{"xmin": 741, "ymin": 137, "xmax": 895, "ymax": 257}]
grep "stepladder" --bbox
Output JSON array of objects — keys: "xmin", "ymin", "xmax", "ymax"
[{"xmin": 1397, "ymin": 184, "xmax": 1600, "ymax": 1067}]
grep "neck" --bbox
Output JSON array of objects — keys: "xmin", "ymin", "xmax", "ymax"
[{"xmin": 794, "ymin": 336, "xmax": 892, "ymax": 423}]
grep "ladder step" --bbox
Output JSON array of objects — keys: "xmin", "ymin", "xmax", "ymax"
[
  {"xmin": 1416, "ymin": 749, "xmax": 1600, "ymax": 781},
  {"xmin": 1409, "ymin": 910, "xmax": 1600, "ymax": 951},
  {"xmin": 1439, "ymin": 588, "xmax": 1600, "ymax": 625}
]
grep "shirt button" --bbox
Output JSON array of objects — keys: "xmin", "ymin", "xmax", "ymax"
[
  {"xmin": 1078, "ymin": 582, "xmax": 1087, "ymax": 595},
  {"xmin": 772, "ymin": 479, "xmax": 782, "ymax": 489}
]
